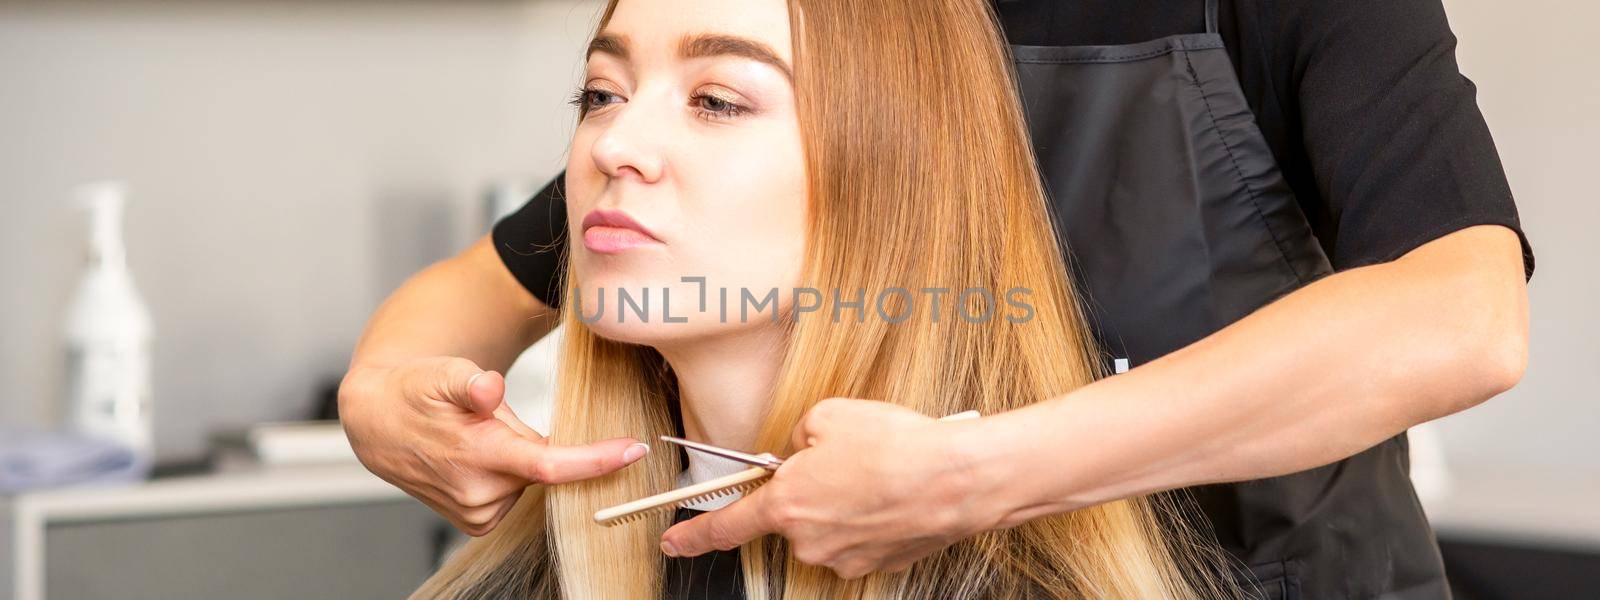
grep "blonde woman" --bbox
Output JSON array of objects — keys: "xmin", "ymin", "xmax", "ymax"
[
  {"xmin": 342, "ymin": 0, "xmax": 1533, "ymax": 596},
  {"xmin": 403, "ymin": 0, "xmax": 1237, "ymax": 597}
]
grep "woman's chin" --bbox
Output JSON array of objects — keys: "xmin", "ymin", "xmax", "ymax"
[{"xmin": 580, "ymin": 317, "xmax": 720, "ymax": 348}]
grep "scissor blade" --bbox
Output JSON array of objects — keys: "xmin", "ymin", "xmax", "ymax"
[{"xmin": 659, "ymin": 435, "xmax": 781, "ymax": 468}]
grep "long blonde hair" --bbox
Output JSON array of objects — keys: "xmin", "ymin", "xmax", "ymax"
[{"xmin": 415, "ymin": 0, "xmax": 1232, "ymax": 597}]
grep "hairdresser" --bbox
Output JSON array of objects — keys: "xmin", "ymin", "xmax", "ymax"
[{"xmin": 339, "ymin": 0, "xmax": 1531, "ymax": 596}]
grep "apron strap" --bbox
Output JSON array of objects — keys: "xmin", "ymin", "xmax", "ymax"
[{"xmin": 1205, "ymin": 0, "xmax": 1219, "ymax": 34}]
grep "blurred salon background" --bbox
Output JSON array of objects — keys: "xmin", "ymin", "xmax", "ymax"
[{"xmin": 0, "ymin": 0, "xmax": 1594, "ymax": 598}]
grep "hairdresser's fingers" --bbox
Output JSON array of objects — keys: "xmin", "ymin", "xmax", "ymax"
[
  {"xmin": 875, "ymin": 540, "xmax": 944, "ymax": 575},
  {"xmin": 413, "ymin": 437, "xmax": 525, "ymax": 507},
  {"xmin": 485, "ymin": 489, "xmax": 526, "ymax": 528},
  {"xmin": 659, "ymin": 485, "xmax": 776, "ymax": 557},
  {"xmin": 480, "ymin": 434, "xmax": 650, "ymax": 484},
  {"xmin": 446, "ymin": 365, "xmax": 506, "ymax": 415},
  {"xmin": 491, "ymin": 400, "xmax": 542, "ymax": 439},
  {"xmin": 790, "ymin": 397, "xmax": 847, "ymax": 450},
  {"xmin": 790, "ymin": 403, "xmax": 818, "ymax": 450},
  {"xmin": 528, "ymin": 438, "xmax": 651, "ymax": 483},
  {"xmin": 409, "ymin": 484, "xmax": 495, "ymax": 536},
  {"xmin": 824, "ymin": 539, "xmax": 918, "ymax": 579},
  {"xmin": 790, "ymin": 419, "xmax": 811, "ymax": 452},
  {"xmin": 404, "ymin": 357, "xmax": 499, "ymax": 415},
  {"xmin": 410, "ymin": 462, "xmax": 531, "ymax": 536},
  {"xmin": 882, "ymin": 559, "xmax": 915, "ymax": 575},
  {"xmin": 457, "ymin": 487, "xmax": 526, "ymax": 537},
  {"xmin": 832, "ymin": 558, "xmax": 879, "ymax": 581}
]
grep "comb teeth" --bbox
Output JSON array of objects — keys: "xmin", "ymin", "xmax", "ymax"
[
  {"xmin": 678, "ymin": 479, "xmax": 765, "ymax": 508},
  {"xmin": 596, "ymin": 478, "xmax": 768, "ymax": 527},
  {"xmin": 597, "ymin": 509, "xmax": 657, "ymax": 526}
]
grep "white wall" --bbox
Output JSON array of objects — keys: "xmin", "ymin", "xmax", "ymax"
[
  {"xmin": 0, "ymin": 0, "xmax": 600, "ymax": 460},
  {"xmin": 1431, "ymin": 0, "xmax": 1600, "ymax": 474}
]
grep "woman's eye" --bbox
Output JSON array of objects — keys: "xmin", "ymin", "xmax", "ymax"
[
  {"xmin": 691, "ymin": 92, "xmax": 748, "ymax": 121},
  {"xmin": 569, "ymin": 87, "xmax": 622, "ymax": 117}
]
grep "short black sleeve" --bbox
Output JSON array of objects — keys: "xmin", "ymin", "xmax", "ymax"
[
  {"xmin": 492, "ymin": 174, "xmax": 569, "ymax": 308},
  {"xmin": 1281, "ymin": 0, "xmax": 1534, "ymax": 277}
]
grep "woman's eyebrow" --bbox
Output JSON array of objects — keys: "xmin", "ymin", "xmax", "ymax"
[
  {"xmin": 679, "ymin": 34, "xmax": 794, "ymax": 82},
  {"xmin": 588, "ymin": 33, "xmax": 630, "ymax": 61}
]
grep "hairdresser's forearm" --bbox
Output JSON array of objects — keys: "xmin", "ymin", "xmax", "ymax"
[
  {"xmin": 347, "ymin": 234, "xmax": 557, "ymax": 375},
  {"xmin": 974, "ymin": 225, "xmax": 1528, "ymax": 525}
]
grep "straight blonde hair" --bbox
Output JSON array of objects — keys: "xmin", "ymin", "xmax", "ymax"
[{"xmin": 414, "ymin": 0, "xmax": 1234, "ymax": 597}]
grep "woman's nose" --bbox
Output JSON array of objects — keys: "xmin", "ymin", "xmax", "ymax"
[{"xmin": 589, "ymin": 100, "xmax": 666, "ymax": 183}]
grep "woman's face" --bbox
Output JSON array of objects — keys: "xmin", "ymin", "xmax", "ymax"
[{"xmin": 565, "ymin": 0, "xmax": 807, "ymax": 346}]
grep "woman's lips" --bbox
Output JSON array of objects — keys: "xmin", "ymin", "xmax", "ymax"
[
  {"xmin": 581, "ymin": 208, "xmax": 662, "ymax": 254},
  {"xmin": 584, "ymin": 225, "xmax": 659, "ymax": 253}
]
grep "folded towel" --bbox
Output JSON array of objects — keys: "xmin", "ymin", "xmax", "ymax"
[{"xmin": 0, "ymin": 426, "xmax": 149, "ymax": 494}]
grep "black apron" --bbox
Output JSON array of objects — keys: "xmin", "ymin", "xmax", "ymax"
[{"xmin": 1007, "ymin": 0, "xmax": 1449, "ymax": 597}]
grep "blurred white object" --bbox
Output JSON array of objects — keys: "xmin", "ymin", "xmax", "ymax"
[
  {"xmin": 242, "ymin": 421, "xmax": 358, "ymax": 466},
  {"xmin": 209, "ymin": 421, "xmax": 359, "ymax": 472},
  {"xmin": 502, "ymin": 325, "xmax": 563, "ymax": 436},
  {"xmin": 1407, "ymin": 421, "xmax": 1453, "ymax": 505},
  {"xmin": 63, "ymin": 182, "xmax": 154, "ymax": 468}
]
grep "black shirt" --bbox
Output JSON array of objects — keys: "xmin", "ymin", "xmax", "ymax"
[{"xmin": 494, "ymin": 0, "xmax": 1533, "ymax": 596}]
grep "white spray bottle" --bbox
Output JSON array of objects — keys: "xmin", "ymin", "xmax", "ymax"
[{"xmin": 64, "ymin": 182, "xmax": 155, "ymax": 467}]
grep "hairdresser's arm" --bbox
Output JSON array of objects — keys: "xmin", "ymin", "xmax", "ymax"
[
  {"xmin": 981, "ymin": 224, "xmax": 1528, "ymax": 521},
  {"xmin": 660, "ymin": 224, "xmax": 1528, "ymax": 577},
  {"xmin": 340, "ymin": 234, "xmax": 648, "ymax": 536}
]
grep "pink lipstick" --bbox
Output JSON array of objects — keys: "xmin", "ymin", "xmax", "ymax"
[{"xmin": 582, "ymin": 208, "xmax": 662, "ymax": 254}]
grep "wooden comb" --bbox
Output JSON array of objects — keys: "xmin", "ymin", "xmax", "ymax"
[{"xmin": 593, "ymin": 466, "xmax": 772, "ymax": 526}]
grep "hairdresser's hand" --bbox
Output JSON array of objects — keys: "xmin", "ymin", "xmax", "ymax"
[
  {"xmin": 338, "ymin": 358, "xmax": 650, "ymax": 536},
  {"xmin": 659, "ymin": 398, "xmax": 1009, "ymax": 579}
]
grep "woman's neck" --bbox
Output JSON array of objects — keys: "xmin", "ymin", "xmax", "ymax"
[{"xmin": 654, "ymin": 325, "xmax": 786, "ymax": 452}]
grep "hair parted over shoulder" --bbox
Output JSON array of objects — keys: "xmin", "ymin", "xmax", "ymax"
[{"xmin": 412, "ymin": 0, "xmax": 1238, "ymax": 597}]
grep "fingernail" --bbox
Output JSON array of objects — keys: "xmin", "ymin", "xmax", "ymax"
[
  {"xmin": 661, "ymin": 540, "xmax": 679, "ymax": 557},
  {"xmin": 466, "ymin": 372, "xmax": 483, "ymax": 391},
  {"xmin": 623, "ymin": 442, "xmax": 650, "ymax": 463}
]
